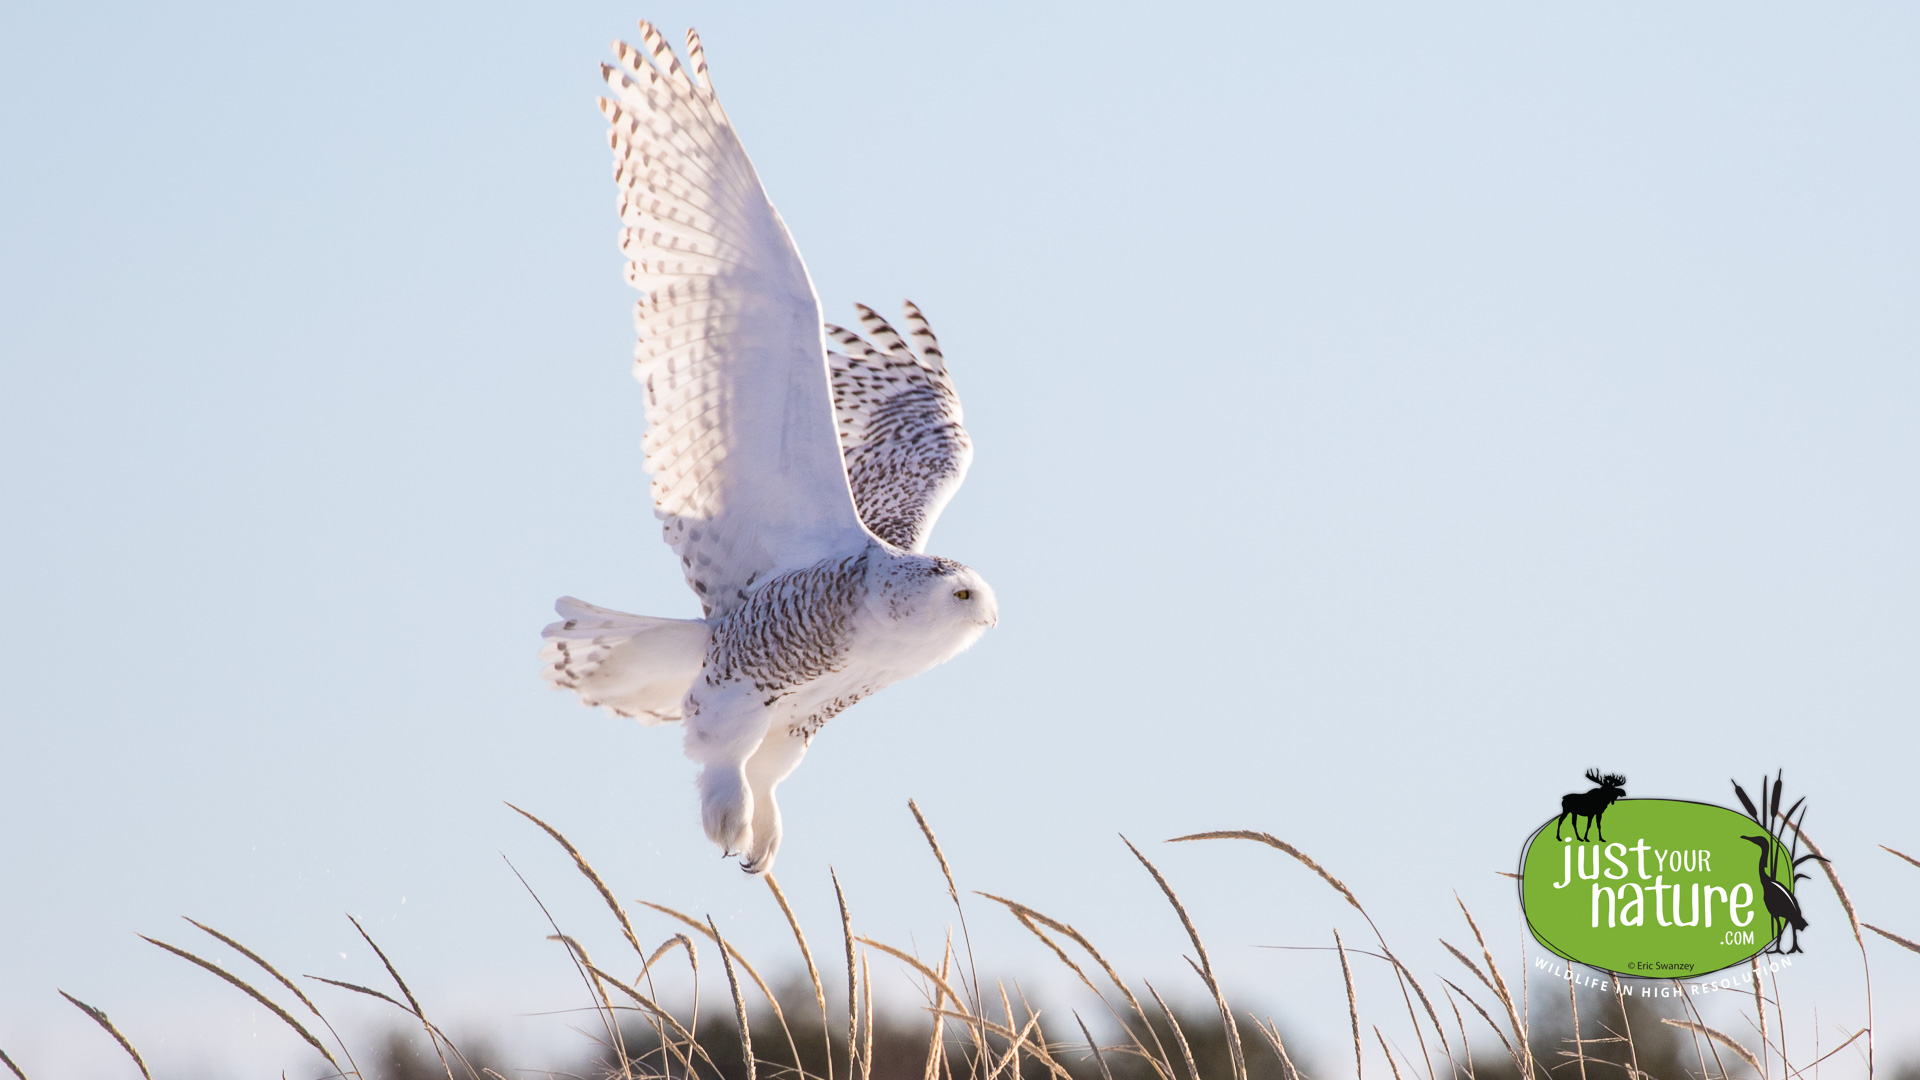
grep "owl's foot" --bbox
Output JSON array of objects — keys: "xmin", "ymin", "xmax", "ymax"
[
  {"xmin": 738, "ymin": 799, "xmax": 782, "ymax": 876},
  {"xmin": 698, "ymin": 765, "xmax": 753, "ymax": 856}
]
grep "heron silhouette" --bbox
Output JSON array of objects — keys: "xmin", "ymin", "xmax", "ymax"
[
  {"xmin": 1731, "ymin": 771, "xmax": 1826, "ymax": 955},
  {"xmin": 1741, "ymin": 834, "xmax": 1809, "ymax": 953}
]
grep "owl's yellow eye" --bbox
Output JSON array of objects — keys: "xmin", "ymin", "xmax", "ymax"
[{"xmin": 953, "ymin": 589, "xmax": 971, "ymax": 600}]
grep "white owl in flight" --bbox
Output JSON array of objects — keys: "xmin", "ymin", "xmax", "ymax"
[{"xmin": 539, "ymin": 21, "xmax": 997, "ymax": 874}]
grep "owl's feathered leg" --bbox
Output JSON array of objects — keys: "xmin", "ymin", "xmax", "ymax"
[
  {"xmin": 685, "ymin": 693, "xmax": 774, "ymax": 857},
  {"xmin": 738, "ymin": 731, "xmax": 809, "ymax": 875}
]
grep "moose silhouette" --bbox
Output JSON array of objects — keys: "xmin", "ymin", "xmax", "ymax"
[{"xmin": 1555, "ymin": 769, "xmax": 1627, "ymax": 842}]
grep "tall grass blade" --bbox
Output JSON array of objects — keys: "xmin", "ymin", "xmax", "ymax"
[
  {"xmin": 641, "ymin": 900, "xmax": 804, "ymax": 1069},
  {"xmin": 1145, "ymin": 980, "xmax": 1200, "ymax": 1080},
  {"xmin": 347, "ymin": 914, "xmax": 454, "ymax": 1080},
  {"xmin": 856, "ymin": 935, "xmax": 972, "ymax": 1015},
  {"xmin": 1373, "ymin": 1027, "xmax": 1405, "ymax": 1080},
  {"xmin": 710, "ymin": 916, "xmax": 758, "ymax": 1080},
  {"xmin": 507, "ymin": 803, "xmax": 648, "ymax": 962},
  {"xmin": 1788, "ymin": 824, "xmax": 1871, "ymax": 1080},
  {"xmin": 835, "ymin": 869, "xmax": 861, "ymax": 1080},
  {"xmin": 57, "ymin": 992, "xmax": 151, "ymax": 1080},
  {"xmin": 767, "ymin": 873, "xmax": 833, "ymax": 1080},
  {"xmin": 1123, "ymin": 836, "xmax": 1245, "ymax": 1080},
  {"xmin": 547, "ymin": 934, "xmax": 629, "ymax": 1078},
  {"xmin": 1660, "ymin": 1019, "xmax": 1762, "ymax": 1073},
  {"xmin": 1880, "ymin": 845, "xmax": 1920, "ymax": 871},
  {"xmin": 910, "ymin": 799, "xmax": 987, "ymax": 1072},
  {"xmin": 1453, "ymin": 899, "xmax": 1530, "ymax": 1080},
  {"xmin": 1864, "ymin": 924, "xmax": 1920, "ymax": 955},
  {"xmin": 0, "ymin": 1048, "xmax": 25, "ymax": 1080},
  {"xmin": 1248, "ymin": 1014, "xmax": 1303, "ymax": 1080},
  {"xmin": 140, "ymin": 935, "xmax": 342, "ymax": 1073},
  {"xmin": 1170, "ymin": 830, "xmax": 1442, "ymax": 1072},
  {"xmin": 1438, "ymin": 979, "xmax": 1514, "ymax": 1062},
  {"xmin": 977, "ymin": 891, "xmax": 1171, "ymax": 1077},
  {"xmin": 1335, "ymin": 930, "xmax": 1364, "ymax": 1080},
  {"xmin": 1074, "ymin": 1012, "xmax": 1116, "ymax": 1080}
]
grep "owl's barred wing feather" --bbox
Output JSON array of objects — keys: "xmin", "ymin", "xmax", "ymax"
[
  {"xmin": 826, "ymin": 303, "xmax": 972, "ymax": 552},
  {"xmin": 601, "ymin": 23, "xmax": 870, "ymax": 618}
]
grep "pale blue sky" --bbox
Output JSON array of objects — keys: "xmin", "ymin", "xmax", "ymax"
[{"xmin": 2, "ymin": 1, "xmax": 1916, "ymax": 1074}]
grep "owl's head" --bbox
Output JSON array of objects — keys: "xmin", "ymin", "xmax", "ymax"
[{"xmin": 874, "ymin": 553, "xmax": 998, "ymax": 666}]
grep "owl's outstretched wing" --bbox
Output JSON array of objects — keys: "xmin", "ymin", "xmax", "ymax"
[
  {"xmin": 601, "ymin": 24, "xmax": 870, "ymax": 618},
  {"xmin": 825, "ymin": 303, "xmax": 973, "ymax": 553}
]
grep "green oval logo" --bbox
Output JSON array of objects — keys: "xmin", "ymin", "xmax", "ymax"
[{"xmin": 1520, "ymin": 798, "xmax": 1799, "ymax": 977}]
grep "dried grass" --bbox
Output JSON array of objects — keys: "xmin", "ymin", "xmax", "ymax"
[
  {"xmin": 57, "ymin": 992, "xmax": 151, "ymax": 1080},
  {"xmin": 35, "ymin": 799, "xmax": 1894, "ymax": 1080}
]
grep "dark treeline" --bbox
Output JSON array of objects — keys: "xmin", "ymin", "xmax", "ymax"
[{"xmin": 367, "ymin": 977, "xmax": 1877, "ymax": 1080}]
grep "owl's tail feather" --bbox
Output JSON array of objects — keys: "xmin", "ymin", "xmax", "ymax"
[{"xmin": 540, "ymin": 596, "xmax": 709, "ymax": 725}]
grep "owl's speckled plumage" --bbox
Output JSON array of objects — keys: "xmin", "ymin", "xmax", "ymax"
[{"xmin": 538, "ymin": 21, "xmax": 996, "ymax": 874}]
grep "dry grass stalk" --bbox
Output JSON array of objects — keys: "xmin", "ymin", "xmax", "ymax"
[
  {"xmin": 991, "ymin": 1008, "xmax": 1045, "ymax": 1080},
  {"xmin": 508, "ymin": 803, "xmax": 648, "ymax": 962},
  {"xmin": 1170, "ymin": 831, "xmax": 1442, "ymax": 1074},
  {"xmin": 909, "ymin": 799, "xmax": 989, "ymax": 1071},
  {"xmin": 1248, "ymin": 1014, "xmax": 1302, "ymax": 1080},
  {"xmin": 349, "ymin": 913, "xmax": 454, "ymax": 1080},
  {"xmin": 1881, "ymin": 844, "xmax": 1920, "ymax": 871},
  {"xmin": 978, "ymin": 892, "xmax": 1172, "ymax": 1079},
  {"xmin": 1169, "ymin": 830, "xmax": 1363, "ymax": 913},
  {"xmin": 1453, "ymin": 900, "xmax": 1530, "ymax": 1080},
  {"xmin": 57, "ymin": 992, "xmax": 151, "ymax": 1080},
  {"xmin": 1438, "ymin": 979, "xmax": 1514, "ymax": 1061},
  {"xmin": 1373, "ymin": 1027, "xmax": 1406, "ymax": 1080},
  {"xmin": 1443, "ymin": 993, "xmax": 1475, "ymax": 1080},
  {"xmin": 1073, "ymin": 1011, "xmax": 1117, "ymax": 1080},
  {"xmin": 1788, "ymin": 825, "xmax": 1872, "ymax": 1080},
  {"xmin": 861, "ymin": 951, "xmax": 875, "ymax": 1080},
  {"xmin": 546, "ymin": 933, "xmax": 630, "ymax": 1078},
  {"xmin": 1122, "ymin": 837, "xmax": 1246, "ymax": 1080},
  {"xmin": 1669, "ymin": 981, "xmax": 1724, "ymax": 1080},
  {"xmin": 1006, "ymin": 908, "xmax": 1169, "ymax": 1078},
  {"xmin": 855, "ymin": 935, "xmax": 973, "ymax": 1018},
  {"xmin": 1749, "ymin": 957, "xmax": 1768, "ymax": 1080},
  {"xmin": 582, "ymin": 958, "xmax": 716, "ymax": 1078},
  {"xmin": 710, "ymin": 915, "xmax": 758, "ymax": 1080},
  {"xmin": 642, "ymin": 933, "xmax": 697, "ymax": 985},
  {"xmin": 1795, "ymin": 1027, "xmax": 1868, "ymax": 1073},
  {"xmin": 767, "ymin": 873, "xmax": 833, "ymax": 1080},
  {"xmin": 921, "ymin": 942, "xmax": 953, "ymax": 1080},
  {"xmin": 307, "ymin": 974, "xmax": 407, "ymax": 1011},
  {"xmin": 640, "ymin": 899, "xmax": 806, "ymax": 1070},
  {"xmin": 1438, "ymin": 941, "xmax": 1496, "ymax": 1002},
  {"xmin": 1335, "ymin": 930, "xmax": 1364, "ymax": 1080},
  {"xmin": 835, "ymin": 869, "xmax": 861, "ymax": 1080},
  {"xmin": 0, "ymin": 1048, "xmax": 26, "ymax": 1080},
  {"xmin": 1864, "ymin": 923, "xmax": 1920, "ymax": 955},
  {"xmin": 302, "ymin": 972, "xmax": 476, "ymax": 1077},
  {"xmin": 1565, "ymin": 974, "xmax": 1586, "ymax": 1080},
  {"xmin": 910, "ymin": 799, "xmax": 961, "ymax": 906},
  {"xmin": 1145, "ymin": 980, "xmax": 1200, "ymax": 1080},
  {"xmin": 184, "ymin": 919, "xmax": 324, "ymax": 1019},
  {"xmin": 183, "ymin": 918, "xmax": 365, "ymax": 1080},
  {"xmin": 1660, "ymin": 1018, "xmax": 1762, "ymax": 1073},
  {"xmin": 930, "ymin": 1007, "xmax": 1070, "ymax": 1080},
  {"xmin": 140, "ymin": 935, "xmax": 341, "ymax": 1073}
]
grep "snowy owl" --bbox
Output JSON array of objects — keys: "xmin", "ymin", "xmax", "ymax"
[{"xmin": 539, "ymin": 22, "xmax": 997, "ymax": 874}]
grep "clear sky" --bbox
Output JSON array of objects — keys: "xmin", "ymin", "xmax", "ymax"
[{"xmin": 2, "ymin": 1, "xmax": 1916, "ymax": 1074}]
